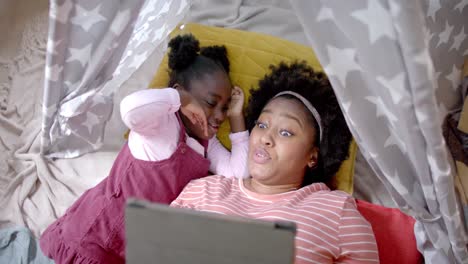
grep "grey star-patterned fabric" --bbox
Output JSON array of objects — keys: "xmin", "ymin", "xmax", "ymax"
[
  {"xmin": 41, "ymin": 0, "xmax": 189, "ymax": 158},
  {"xmin": 290, "ymin": 0, "xmax": 467, "ymax": 263}
]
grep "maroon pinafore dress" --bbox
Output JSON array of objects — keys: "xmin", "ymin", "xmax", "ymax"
[{"xmin": 40, "ymin": 114, "xmax": 210, "ymax": 263}]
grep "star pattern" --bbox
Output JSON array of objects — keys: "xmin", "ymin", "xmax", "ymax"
[
  {"xmin": 351, "ymin": 0, "xmax": 395, "ymax": 44},
  {"xmin": 316, "ymin": 7, "xmax": 334, "ymax": 22},
  {"xmin": 44, "ymin": 0, "xmax": 192, "ymax": 159},
  {"xmin": 64, "ymin": 80, "xmax": 80, "ymax": 94},
  {"xmin": 92, "ymin": 93, "xmax": 110, "ymax": 106},
  {"xmin": 427, "ymin": 0, "xmax": 441, "ymax": 21},
  {"xmin": 385, "ymin": 132, "xmax": 407, "ymax": 153},
  {"xmin": 388, "ymin": 170, "xmax": 409, "ymax": 195},
  {"xmin": 133, "ymin": 28, "xmax": 151, "ymax": 47},
  {"xmin": 160, "ymin": 1, "xmax": 171, "ymax": 14},
  {"xmin": 414, "ymin": 103, "xmax": 430, "ymax": 123},
  {"xmin": 365, "ymin": 96, "xmax": 398, "ymax": 123},
  {"xmin": 437, "ymin": 21, "xmax": 454, "ymax": 47},
  {"xmin": 138, "ymin": 2, "xmax": 157, "ymax": 20},
  {"xmin": 152, "ymin": 24, "xmax": 169, "ymax": 43},
  {"xmin": 445, "ymin": 65, "xmax": 461, "ymax": 91},
  {"xmin": 376, "ymin": 73, "xmax": 408, "ymax": 105},
  {"xmin": 423, "ymin": 26, "xmax": 433, "ymax": 47},
  {"xmin": 449, "ymin": 26, "xmax": 466, "ymax": 51},
  {"xmin": 324, "ymin": 46, "xmax": 361, "ymax": 88},
  {"xmin": 34, "ymin": 1, "xmax": 468, "ymax": 262},
  {"xmin": 454, "ymin": 0, "xmax": 468, "ymax": 12},
  {"xmin": 66, "ymin": 44, "xmax": 93, "ymax": 68},
  {"xmin": 427, "ymin": 154, "xmax": 450, "ymax": 176},
  {"xmin": 83, "ymin": 111, "xmax": 101, "ymax": 134},
  {"xmin": 128, "ymin": 51, "xmax": 149, "ymax": 69},
  {"xmin": 71, "ymin": 4, "xmax": 106, "ymax": 32}
]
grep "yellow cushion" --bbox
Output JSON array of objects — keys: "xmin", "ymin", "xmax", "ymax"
[{"xmin": 148, "ymin": 23, "xmax": 356, "ymax": 194}]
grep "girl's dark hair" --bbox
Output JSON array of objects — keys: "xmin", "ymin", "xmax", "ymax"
[
  {"xmin": 167, "ymin": 34, "xmax": 230, "ymax": 89},
  {"xmin": 246, "ymin": 61, "xmax": 352, "ymax": 189}
]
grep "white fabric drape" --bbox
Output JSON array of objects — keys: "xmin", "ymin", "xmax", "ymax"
[{"xmin": 41, "ymin": 0, "xmax": 190, "ymax": 158}]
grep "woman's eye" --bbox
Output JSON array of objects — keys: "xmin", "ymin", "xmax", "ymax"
[
  {"xmin": 255, "ymin": 121, "xmax": 267, "ymax": 129},
  {"xmin": 280, "ymin": 130, "xmax": 293, "ymax": 137}
]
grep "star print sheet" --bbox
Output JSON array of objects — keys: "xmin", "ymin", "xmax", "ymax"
[{"xmin": 1, "ymin": 0, "xmax": 467, "ymax": 262}]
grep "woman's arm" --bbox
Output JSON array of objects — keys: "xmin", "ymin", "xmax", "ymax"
[
  {"xmin": 337, "ymin": 197, "xmax": 380, "ymax": 263},
  {"xmin": 120, "ymin": 88, "xmax": 181, "ymax": 135},
  {"xmin": 207, "ymin": 132, "xmax": 249, "ymax": 179}
]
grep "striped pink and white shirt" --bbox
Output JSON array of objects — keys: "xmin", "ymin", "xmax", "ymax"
[{"xmin": 171, "ymin": 175, "xmax": 379, "ymax": 264}]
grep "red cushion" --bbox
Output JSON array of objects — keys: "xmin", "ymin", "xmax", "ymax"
[{"xmin": 356, "ymin": 199, "xmax": 423, "ymax": 264}]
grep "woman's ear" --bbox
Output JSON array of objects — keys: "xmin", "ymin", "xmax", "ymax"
[{"xmin": 307, "ymin": 147, "xmax": 319, "ymax": 168}]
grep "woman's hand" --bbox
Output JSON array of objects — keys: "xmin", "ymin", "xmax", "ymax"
[
  {"xmin": 227, "ymin": 86, "xmax": 244, "ymax": 118},
  {"xmin": 178, "ymin": 89, "xmax": 208, "ymax": 137}
]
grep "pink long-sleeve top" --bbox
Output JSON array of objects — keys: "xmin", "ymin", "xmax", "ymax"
[{"xmin": 120, "ymin": 88, "xmax": 249, "ymax": 179}]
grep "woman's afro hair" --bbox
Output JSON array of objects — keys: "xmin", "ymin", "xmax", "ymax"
[{"xmin": 245, "ymin": 61, "xmax": 352, "ymax": 189}]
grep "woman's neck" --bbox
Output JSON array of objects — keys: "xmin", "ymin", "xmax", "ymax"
[{"xmin": 244, "ymin": 178, "xmax": 301, "ymax": 195}]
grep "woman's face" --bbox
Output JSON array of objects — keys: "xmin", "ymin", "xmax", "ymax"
[
  {"xmin": 248, "ymin": 97, "xmax": 318, "ymax": 186},
  {"xmin": 181, "ymin": 70, "xmax": 232, "ymax": 140}
]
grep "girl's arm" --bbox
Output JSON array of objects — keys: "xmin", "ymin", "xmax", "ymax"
[
  {"xmin": 120, "ymin": 88, "xmax": 207, "ymax": 136},
  {"xmin": 206, "ymin": 86, "xmax": 249, "ymax": 178},
  {"xmin": 227, "ymin": 86, "xmax": 246, "ymax": 133},
  {"xmin": 120, "ymin": 88, "xmax": 181, "ymax": 135},
  {"xmin": 207, "ymin": 132, "xmax": 249, "ymax": 178}
]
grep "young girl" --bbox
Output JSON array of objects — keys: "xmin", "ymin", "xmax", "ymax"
[{"xmin": 40, "ymin": 34, "xmax": 249, "ymax": 263}]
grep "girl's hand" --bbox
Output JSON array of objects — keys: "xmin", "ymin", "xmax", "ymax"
[
  {"xmin": 227, "ymin": 86, "xmax": 244, "ymax": 117},
  {"xmin": 179, "ymin": 90, "xmax": 209, "ymax": 137}
]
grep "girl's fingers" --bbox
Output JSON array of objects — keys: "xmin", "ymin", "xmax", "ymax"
[
  {"xmin": 190, "ymin": 114, "xmax": 198, "ymax": 125},
  {"xmin": 199, "ymin": 113, "xmax": 208, "ymax": 137},
  {"xmin": 195, "ymin": 110, "xmax": 208, "ymax": 137}
]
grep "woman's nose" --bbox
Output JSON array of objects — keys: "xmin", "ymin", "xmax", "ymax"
[{"xmin": 260, "ymin": 130, "xmax": 274, "ymax": 147}]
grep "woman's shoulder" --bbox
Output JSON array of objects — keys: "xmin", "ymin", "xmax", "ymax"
[
  {"xmin": 301, "ymin": 183, "xmax": 356, "ymax": 208},
  {"xmin": 187, "ymin": 175, "xmax": 237, "ymax": 189}
]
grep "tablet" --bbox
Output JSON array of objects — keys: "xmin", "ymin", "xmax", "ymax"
[{"xmin": 125, "ymin": 198, "xmax": 296, "ymax": 264}]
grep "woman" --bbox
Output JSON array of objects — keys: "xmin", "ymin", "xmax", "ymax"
[{"xmin": 171, "ymin": 61, "xmax": 379, "ymax": 263}]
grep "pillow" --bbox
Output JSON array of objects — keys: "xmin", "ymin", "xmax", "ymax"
[
  {"xmin": 356, "ymin": 199, "xmax": 423, "ymax": 264},
  {"xmin": 147, "ymin": 23, "xmax": 356, "ymax": 194}
]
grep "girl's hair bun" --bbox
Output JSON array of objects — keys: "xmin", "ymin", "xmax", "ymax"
[
  {"xmin": 200, "ymin": 45, "xmax": 230, "ymax": 73},
  {"xmin": 168, "ymin": 34, "xmax": 200, "ymax": 71}
]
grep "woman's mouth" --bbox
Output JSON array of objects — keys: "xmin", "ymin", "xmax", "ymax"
[{"xmin": 252, "ymin": 147, "xmax": 271, "ymax": 164}]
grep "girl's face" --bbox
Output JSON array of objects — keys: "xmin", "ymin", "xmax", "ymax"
[
  {"xmin": 248, "ymin": 97, "xmax": 318, "ymax": 186},
  {"xmin": 182, "ymin": 70, "xmax": 232, "ymax": 140}
]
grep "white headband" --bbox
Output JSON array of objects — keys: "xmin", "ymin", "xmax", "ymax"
[{"xmin": 274, "ymin": 91, "xmax": 323, "ymax": 142}]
